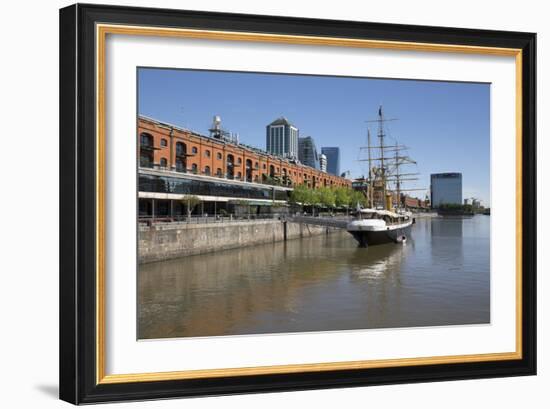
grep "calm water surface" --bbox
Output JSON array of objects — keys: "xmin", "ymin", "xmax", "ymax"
[{"xmin": 138, "ymin": 216, "xmax": 490, "ymax": 339}]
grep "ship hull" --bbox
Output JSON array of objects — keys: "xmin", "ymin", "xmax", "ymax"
[{"xmin": 348, "ymin": 224, "xmax": 412, "ymax": 247}]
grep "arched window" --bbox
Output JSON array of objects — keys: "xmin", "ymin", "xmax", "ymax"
[
  {"xmin": 160, "ymin": 138, "xmax": 167, "ymax": 147},
  {"xmin": 282, "ymin": 168, "xmax": 288, "ymax": 185},
  {"xmin": 237, "ymin": 171, "xmax": 242, "ymax": 180},
  {"xmin": 191, "ymin": 146, "xmax": 198, "ymax": 154},
  {"xmin": 139, "ymin": 132, "xmax": 154, "ymax": 168},
  {"xmin": 216, "ymin": 168, "xmax": 222, "ymax": 177},
  {"xmin": 204, "ymin": 166, "xmax": 211, "ymax": 176},
  {"xmin": 205, "ymin": 150, "xmax": 211, "ymax": 158},
  {"xmin": 217, "ymin": 152, "xmax": 222, "ymax": 160},
  {"xmin": 191, "ymin": 163, "xmax": 198, "ymax": 174},
  {"xmin": 237, "ymin": 158, "xmax": 242, "ymax": 165},
  {"xmin": 176, "ymin": 142, "xmax": 186, "ymax": 156},
  {"xmin": 226, "ymin": 154, "xmax": 235, "ymax": 179},
  {"xmin": 160, "ymin": 158, "xmax": 168, "ymax": 168},
  {"xmin": 269, "ymin": 165, "xmax": 275, "ymax": 178},
  {"xmin": 176, "ymin": 158, "xmax": 185, "ymax": 172},
  {"xmin": 140, "ymin": 132, "xmax": 153, "ymax": 147},
  {"xmin": 263, "ymin": 164, "xmax": 267, "ymax": 170}
]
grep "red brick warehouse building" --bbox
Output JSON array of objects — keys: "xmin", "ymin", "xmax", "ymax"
[{"xmin": 138, "ymin": 116, "xmax": 351, "ymax": 219}]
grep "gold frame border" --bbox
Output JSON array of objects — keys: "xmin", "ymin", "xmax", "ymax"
[{"xmin": 96, "ymin": 23, "xmax": 523, "ymax": 385}]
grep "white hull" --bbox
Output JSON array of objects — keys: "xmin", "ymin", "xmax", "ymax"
[{"xmin": 346, "ymin": 209, "xmax": 413, "ymax": 247}]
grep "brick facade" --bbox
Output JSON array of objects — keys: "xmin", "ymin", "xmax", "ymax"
[
  {"xmin": 402, "ymin": 195, "xmax": 428, "ymax": 209},
  {"xmin": 138, "ymin": 116, "xmax": 351, "ymax": 189}
]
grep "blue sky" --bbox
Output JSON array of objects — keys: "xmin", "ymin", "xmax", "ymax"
[{"xmin": 138, "ymin": 68, "xmax": 490, "ymax": 205}]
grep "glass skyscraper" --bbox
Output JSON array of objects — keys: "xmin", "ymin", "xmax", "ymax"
[
  {"xmin": 266, "ymin": 117, "xmax": 299, "ymax": 159},
  {"xmin": 298, "ymin": 136, "xmax": 320, "ymax": 169},
  {"xmin": 321, "ymin": 147, "xmax": 340, "ymax": 176},
  {"xmin": 319, "ymin": 153, "xmax": 327, "ymax": 172},
  {"xmin": 430, "ymin": 173, "xmax": 463, "ymax": 207}
]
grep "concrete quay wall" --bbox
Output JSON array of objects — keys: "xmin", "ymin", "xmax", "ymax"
[{"xmin": 139, "ymin": 220, "xmax": 334, "ymax": 264}]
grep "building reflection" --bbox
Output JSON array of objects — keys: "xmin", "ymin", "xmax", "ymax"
[
  {"xmin": 138, "ymin": 233, "xmax": 349, "ymax": 339},
  {"xmin": 138, "ymin": 232, "xmax": 413, "ymax": 339},
  {"xmin": 429, "ymin": 217, "xmax": 464, "ymax": 268}
]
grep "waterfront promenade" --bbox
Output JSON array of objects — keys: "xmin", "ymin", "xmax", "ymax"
[
  {"xmin": 138, "ymin": 216, "xmax": 347, "ymax": 263},
  {"xmin": 138, "ymin": 213, "xmax": 439, "ymax": 263}
]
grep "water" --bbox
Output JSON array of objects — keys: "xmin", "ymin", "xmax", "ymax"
[{"xmin": 138, "ymin": 215, "xmax": 490, "ymax": 339}]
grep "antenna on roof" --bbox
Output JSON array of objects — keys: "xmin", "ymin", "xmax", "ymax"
[{"xmin": 209, "ymin": 115, "xmax": 223, "ymax": 139}]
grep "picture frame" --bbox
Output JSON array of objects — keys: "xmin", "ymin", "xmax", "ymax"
[{"xmin": 59, "ymin": 3, "xmax": 536, "ymax": 404}]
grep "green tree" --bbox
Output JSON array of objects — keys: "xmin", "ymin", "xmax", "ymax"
[
  {"xmin": 291, "ymin": 185, "xmax": 364, "ymax": 213},
  {"xmin": 333, "ymin": 187, "xmax": 351, "ymax": 207},
  {"xmin": 318, "ymin": 187, "xmax": 336, "ymax": 208},
  {"xmin": 350, "ymin": 190, "xmax": 367, "ymax": 208},
  {"xmin": 181, "ymin": 195, "xmax": 201, "ymax": 218},
  {"xmin": 310, "ymin": 188, "xmax": 322, "ymax": 207},
  {"xmin": 290, "ymin": 184, "xmax": 312, "ymax": 205}
]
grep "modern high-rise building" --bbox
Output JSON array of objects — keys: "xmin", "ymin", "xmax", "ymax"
[
  {"xmin": 321, "ymin": 147, "xmax": 341, "ymax": 176},
  {"xmin": 430, "ymin": 173, "xmax": 463, "ymax": 207},
  {"xmin": 319, "ymin": 153, "xmax": 327, "ymax": 172},
  {"xmin": 266, "ymin": 117, "xmax": 299, "ymax": 159},
  {"xmin": 298, "ymin": 136, "xmax": 320, "ymax": 169}
]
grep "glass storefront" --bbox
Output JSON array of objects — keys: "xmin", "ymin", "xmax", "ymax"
[{"xmin": 139, "ymin": 174, "xmax": 290, "ymax": 201}]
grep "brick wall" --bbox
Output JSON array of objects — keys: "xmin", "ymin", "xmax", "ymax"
[{"xmin": 138, "ymin": 117, "xmax": 351, "ymax": 189}]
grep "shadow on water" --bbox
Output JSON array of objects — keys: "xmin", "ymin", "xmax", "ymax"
[{"xmin": 138, "ymin": 216, "xmax": 490, "ymax": 339}]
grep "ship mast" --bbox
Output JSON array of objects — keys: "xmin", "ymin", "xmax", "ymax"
[
  {"xmin": 377, "ymin": 107, "xmax": 387, "ymax": 207},
  {"xmin": 359, "ymin": 105, "xmax": 420, "ymax": 210},
  {"xmin": 395, "ymin": 141, "xmax": 400, "ymax": 201},
  {"xmin": 367, "ymin": 128, "xmax": 373, "ymax": 208},
  {"xmin": 366, "ymin": 106, "xmax": 396, "ymax": 209}
]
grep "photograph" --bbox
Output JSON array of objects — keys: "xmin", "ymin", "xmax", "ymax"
[{"xmin": 137, "ymin": 68, "xmax": 491, "ymax": 340}]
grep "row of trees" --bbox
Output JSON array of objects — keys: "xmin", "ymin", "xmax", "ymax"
[
  {"xmin": 437, "ymin": 203, "xmax": 475, "ymax": 215},
  {"xmin": 290, "ymin": 185, "xmax": 367, "ymax": 209},
  {"xmin": 175, "ymin": 186, "xmax": 367, "ymax": 217}
]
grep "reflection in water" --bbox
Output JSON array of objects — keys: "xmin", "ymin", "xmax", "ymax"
[{"xmin": 138, "ymin": 216, "xmax": 490, "ymax": 339}]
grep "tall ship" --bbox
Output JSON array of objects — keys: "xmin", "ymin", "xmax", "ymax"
[{"xmin": 347, "ymin": 106, "xmax": 420, "ymax": 247}]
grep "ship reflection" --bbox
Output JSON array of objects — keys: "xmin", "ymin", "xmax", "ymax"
[{"xmin": 347, "ymin": 243, "xmax": 409, "ymax": 280}]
